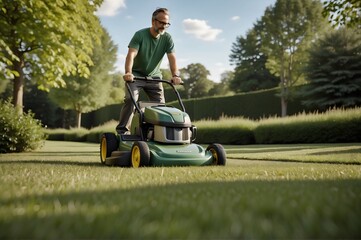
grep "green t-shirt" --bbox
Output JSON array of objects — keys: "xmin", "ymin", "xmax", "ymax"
[{"xmin": 129, "ymin": 28, "xmax": 175, "ymax": 78}]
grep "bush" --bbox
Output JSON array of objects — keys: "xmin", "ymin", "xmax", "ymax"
[
  {"xmin": 254, "ymin": 108, "xmax": 361, "ymax": 144},
  {"xmin": 0, "ymin": 100, "xmax": 46, "ymax": 153},
  {"xmin": 194, "ymin": 117, "xmax": 256, "ymax": 145},
  {"xmin": 46, "ymin": 120, "xmax": 118, "ymax": 143},
  {"xmin": 87, "ymin": 120, "xmax": 117, "ymax": 143},
  {"xmin": 46, "ymin": 108, "xmax": 361, "ymax": 145}
]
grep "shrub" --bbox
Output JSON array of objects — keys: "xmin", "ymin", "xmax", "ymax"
[
  {"xmin": 254, "ymin": 108, "xmax": 361, "ymax": 144},
  {"xmin": 46, "ymin": 120, "xmax": 117, "ymax": 143},
  {"xmin": 0, "ymin": 100, "xmax": 46, "ymax": 153},
  {"xmin": 194, "ymin": 117, "xmax": 256, "ymax": 144}
]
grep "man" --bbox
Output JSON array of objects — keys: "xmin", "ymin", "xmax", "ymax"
[{"xmin": 116, "ymin": 8, "xmax": 182, "ymax": 134}]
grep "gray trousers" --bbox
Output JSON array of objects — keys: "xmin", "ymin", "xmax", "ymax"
[{"xmin": 116, "ymin": 80, "xmax": 164, "ymax": 133}]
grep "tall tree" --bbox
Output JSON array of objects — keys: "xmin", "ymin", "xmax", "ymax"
[
  {"xmin": 0, "ymin": 0, "xmax": 103, "ymax": 113},
  {"xmin": 301, "ymin": 28, "xmax": 361, "ymax": 109},
  {"xmin": 49, "ymin": 29, "xmax": 117, "ymax": 128},
  {"xmin": 180, "ymin": 63, "xmax": 213, "ymax": 99},
  {"xmin": 230, "ymin": 27, "xmax": 279, "ymax": 92},
  {"xmin": 209, "ymin": 71, "xmax": 233, "ymax": 96},
  {"xmin": 260, "ymin": 0, "xmax": 329, "ymax": 116},
  {"xmin": 106, "ymin": 72, "xmax": 125, "ymax": 105},
  {"xmin": 322, "ymin": 0, "xmax": 361, "ymax": 28}
]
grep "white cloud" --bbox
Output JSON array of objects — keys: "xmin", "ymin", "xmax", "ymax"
[
  {"xmin": 96, "ymin": 0, "xmax": 126, "ymax": 17},
  {"xmin": 231, "ymin": 16, "xmax": 240, "ymax": 21},
  {"xmin": 182, "ymin": 18, "xmax": 222, "ymax": 41}
]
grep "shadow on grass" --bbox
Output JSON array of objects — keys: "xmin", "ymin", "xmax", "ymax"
[
  {"xmin": 227, "ymin": 157, "xmax": 361, "ymax": 165},
  {"xmin": 308, "ymin": 147, "xmax": 361, "ymax": 155},
  {"xmin": 225, "ymin": 144, "xmax": 361, "ymax": 154},
  {"xmin": 0, "ymin": 160, "xmax": 102, "ymax": 167},
  {"xmin": 1, "ymin": 179, "xmax": 360, "ymax": 239}
]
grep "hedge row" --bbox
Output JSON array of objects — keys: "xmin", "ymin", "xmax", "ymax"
[
  {"xmin": 82, "ymin": 86, "xmax": 314, "ymax": 128},
  {"xmin": 47, "ymin": 108, "xmax": 361, "ymax": 145}
]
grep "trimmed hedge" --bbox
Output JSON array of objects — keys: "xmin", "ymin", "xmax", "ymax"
[
  {"xmin": 82, "ymin": 86, "xmax": 313, "ymax": 128},
  {"xmin": 194, "ymin": 118, "xmax": 256, "ymax": 145},
  {"xmin": 46, "ymin": 108, "xmax": 361, "ymax": 145},
  {"xmin": 254, "ymin": 108, "xmax": 361, "ymax": 144}
]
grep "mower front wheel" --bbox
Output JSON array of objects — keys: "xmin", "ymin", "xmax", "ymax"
[
  {"xmin": 207, "ymin": 143, "xmax": 226, "ymax": 166},
  {"xmin": 100, "ymin": 133, "xmax": 118, "ymax": 164},
  {"xmin": 131, "ymin": 141, "xmax": 150, "ymax": 168}
]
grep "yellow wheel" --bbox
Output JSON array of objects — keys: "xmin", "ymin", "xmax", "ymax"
[
  {"xmin": 131, "ymin": 141, "xmax": 150, "ymax": 168},
  {"xmin": 99, "ymin": 133, "xmax": 118, "ymax": 165},
  {"xmin": 207, "ymin": 143, "xmax": 226, "ymax": 166},
  {"xmin": 100, "ymin": 137, "xmax": 107, "ymax": 164}
]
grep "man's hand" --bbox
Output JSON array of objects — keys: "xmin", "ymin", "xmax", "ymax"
[
  {"xmin": 123, "ymin": 73, "xmax": 134, "ymax": 82},
  {"xmin": 171, "ymin": 75, "xmax": 182, "ymax": 85}
]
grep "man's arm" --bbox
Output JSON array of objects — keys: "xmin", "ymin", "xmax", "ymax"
[
  {"xmin": 123, "ymin": 48, "xmax": 138, "ymax": 81},
  {"xmin": 167, "ymin": 52, "xmax": 182, "ymax": 84}
]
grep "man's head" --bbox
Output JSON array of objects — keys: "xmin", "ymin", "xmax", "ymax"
[{"xmin": 152, "ymin": 8, "xmax": 170, "ymax": 35}]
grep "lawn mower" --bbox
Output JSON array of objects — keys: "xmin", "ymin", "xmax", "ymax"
[{"xmin": 100, "ymin": 76, "xmax": 226, "ymax": 167}]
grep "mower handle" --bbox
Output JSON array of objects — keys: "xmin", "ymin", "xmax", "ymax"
[
  {"xmin": 126, "ymin": 76, "xmax": 186, "ymax": 113},
  {"xmin": 132, "ymin": 76, "xmax": 183, "ymax": 85}
]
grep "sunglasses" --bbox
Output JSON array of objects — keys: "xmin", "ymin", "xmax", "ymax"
[{"xmin": 155, "ymin": 18, "xmax": 171, "ymax": 28}]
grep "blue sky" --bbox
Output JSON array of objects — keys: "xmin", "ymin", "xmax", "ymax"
[{"xmin": 96, "ymin": 0, "xmax": 277, "ymax": 82}]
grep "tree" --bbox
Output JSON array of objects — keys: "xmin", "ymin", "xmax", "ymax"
[
  {"xmin": 49, "ymin": 28, "xmax": 117, "ymax": 128},
  {"xmin": 180, "ymin": 63, "xmax": 213, "ymax": 98},
  {"xmin": 230, "ymin": 27, "xmax": 279, "ymax": 92},
  {"xmin": 209, "ymin": 71, "xmax": 234, "ymax": 96},
  {"xmin": 322, "ymin": 0, "xmax": 361, "ymax": 28},
  {"xmin": 260, "ymin": 0, "xmax": 329, "ymax": 116},
  {"xmin": 301, "ymin": 28, "xmax": 361, "ymax": 109},
  {"xmin": 0, "ymin": 0, "xmax": 103, "ymax": 113},
  {"xmin": 106, "ymin": 72, "xmax": 125, "ymax": 105}
]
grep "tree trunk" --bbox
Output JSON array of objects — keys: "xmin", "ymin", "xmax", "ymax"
[
  {"xmin": 76, "ymin": 111, "xmax": 82, "ymax": 128},
  {"xmin": 281, "ymin": 95, "xmax": 288, "ymax": 117},
  {"xmin": 279, "ymin": 55, "xmax": 288, "ymax": 117},
  {"xmin": 12, "ymin": 56, "xmax": 24, "ymax": 114}
]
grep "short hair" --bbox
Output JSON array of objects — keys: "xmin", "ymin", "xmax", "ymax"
[{"xmin": 152, "ymin": 8, "xmax": 169, "ymax": 19}]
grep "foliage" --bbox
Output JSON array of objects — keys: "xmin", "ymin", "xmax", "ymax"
[
  {"xmin": 0, "ymin": 99, "xmax": 46, "ymax": 153},
  {"xmin": 106, "ymin": 72, "xmax": 125, "ymax": 105},
  {"xmin": 195, "ymin": 117, "xmax": 256, "ymax": 144},
  {"xmin": 254, "ymin": 107, "xmax": 361, "ymax": 144},
  {"xmin": 180, "ymin": 63, "xmax": 214, "ymax": 98},
  {"xmin": 47, "ymin": 107, "xmax": 361, "ymax": 145},
  {"xmin": 0, "ymin": 0, "xmax": 104, "ymax": 112},
  {"xmin": 80, "ymin": 85, "xmax": 310, "ymax": 128},
  {"xmin": 23, "ymin": 83, "xmax": 58, "ymax": 128},
  {"xmin": 229, "ymin": 28, "xmax": 279, "ymax": 92},
  {"xmin": 160, "ymin": 68, "xmax": 172, "ymax": 80},
  {"xmin": 322, "ymin": 0, "xmax": 361, "ymax": 28},
  {"xmin": 260, "ymin": 0, "xmax": 329, "ymax": 116},
  {"xmin": 49, "ymin": 28, "xmax": 118, "ymax": 128},
  {"xmin": 301, "ymin": 28, "xmax": 361, "ymax": 109}
]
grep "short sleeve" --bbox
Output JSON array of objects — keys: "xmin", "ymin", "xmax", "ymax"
[
  {"xmin": 166, "ymin": 34, "xmax": 175, "ymax": 54},
  {"xmin": 128, "ymin": 31, "xmax": 141, "ymax": 50}
]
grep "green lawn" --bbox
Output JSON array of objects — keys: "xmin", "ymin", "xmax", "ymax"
[{"xmin": 0, "ymin": 141, "xmax": 360, "ymax": 239}]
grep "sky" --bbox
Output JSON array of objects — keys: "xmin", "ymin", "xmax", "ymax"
[{"xmin": 96, "ymin": 0, "xmax": 277, "ymax": 82}]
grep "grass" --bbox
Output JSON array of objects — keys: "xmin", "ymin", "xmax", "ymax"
[
  {"xmin": 227, "ymin": 143, "xmax": 361, "ymax": 164},
  {"xmin": 0, "ymin": 141, "xmax": 361, "ymax": 238}
]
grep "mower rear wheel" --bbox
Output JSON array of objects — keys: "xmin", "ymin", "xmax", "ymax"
[
  {"xmin": 207, "ymin": 143, "xmax": 226, "ymax": 166},
  {"xmin": 131, "ymin": 141, "xmax": 150, "ymax": 168},
  {"xmin": 100, "ymin": 133, "xmax": 118, "ymax": 164}
]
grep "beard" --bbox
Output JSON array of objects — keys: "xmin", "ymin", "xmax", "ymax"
[{"xmin": 156, "ymin": 27, "xmax": 166, "ymax": 35}]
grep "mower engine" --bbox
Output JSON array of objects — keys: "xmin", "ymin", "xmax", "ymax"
[{"xmin": 131, "ymin": 103, "xmax": 196, "ymax": 144}]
